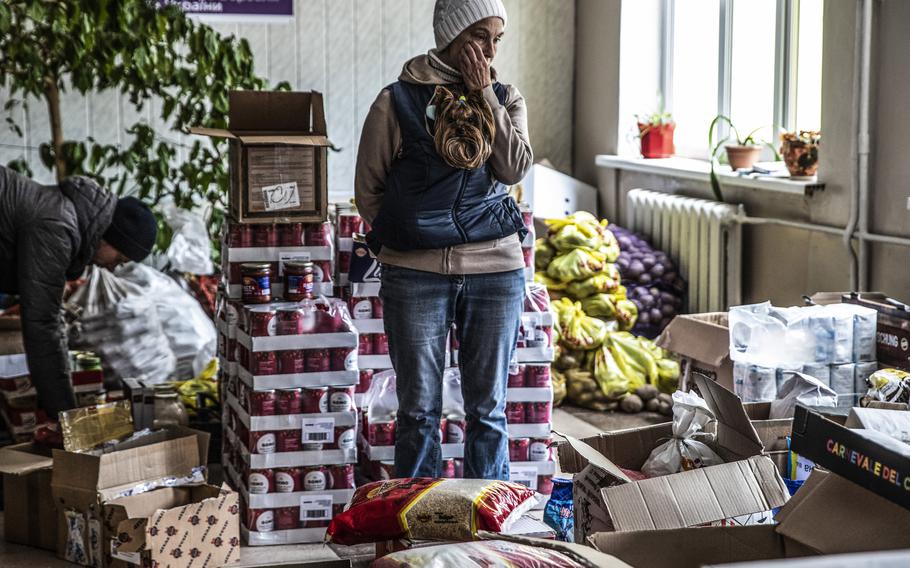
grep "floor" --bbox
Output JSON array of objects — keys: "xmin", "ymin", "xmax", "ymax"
[{"xmin": 0, "ymin": 406, "xmax": 667, "ymax": 568}]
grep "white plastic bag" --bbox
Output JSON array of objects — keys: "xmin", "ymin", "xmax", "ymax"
[
  {"xmin": 159, "ymin": 199, "xmax": 214, "ymax": 275},
  {"xmin": 67, "ymin": 267, "xmax": 177, "ymax": 386},
  {"xmin": 117, "ymin": 264, "xmax": 217, "ymax": 379},
  {"xmin": 641, "ymin": 390, "xmax": 724, "ymax": 477},
  {"xmin": 769, "ymin": 372, "xmax": 837, "ymax": 419}
]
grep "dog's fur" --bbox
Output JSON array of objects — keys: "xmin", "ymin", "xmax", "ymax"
[{"xmin": 431, "ymin": 86, "xmax": 496, "ymax": 170}]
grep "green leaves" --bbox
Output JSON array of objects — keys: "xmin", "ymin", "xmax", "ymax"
[{"xmin": 1, "ymin": 0, "xmax": 278, "ymax": 250}]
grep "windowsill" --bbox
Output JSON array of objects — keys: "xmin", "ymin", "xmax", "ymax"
[{"xmin": 595, "ymin": 155, "xmax": 825, "ymax": 197}]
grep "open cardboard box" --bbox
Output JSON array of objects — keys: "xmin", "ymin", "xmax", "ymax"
[
  {"xmin": 0, "ymin": 442, "xmax": 56, "ymax": 550},
  {"xmin": 592, "ymin": 468, "xmax": 910, "ymax": 567},
  {"xmin": 107, "ymin": 484, "xmax": 239, "ymax": 568},
  {"xmin": 657, "ymin": 312, "xmax": 733, "ymax": 391},
  {"xmin": 558, "ymin": 374, "xmax": 789, "ymax": 543},
  {"xmin": 51, "ymin": 426, "xmax": 210, "ymax": 568},
  {"xmin": 190, "ymin": 91, "xmax": 331, "ymax": 224}
]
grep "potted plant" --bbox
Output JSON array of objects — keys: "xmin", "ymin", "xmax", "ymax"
[
  {"xmin": 780, "ymin": 130, "xmax": 820, "ymax": 178},
  {"xmin": 708, "ymin": 115, "xmax": 779, "ymax": 201},
  {"xmin": 636, "ymin": 108, "xmax": 675, "ymax": 159}
]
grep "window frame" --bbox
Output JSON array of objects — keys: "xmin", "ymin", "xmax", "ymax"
[{"xmin": 658, "ymin": 0, "xmax": 812, "ymax": 157}]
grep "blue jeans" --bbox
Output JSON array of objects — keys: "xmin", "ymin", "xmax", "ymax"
[{"xmin": 380, "ymin": 265, "xmax": 525, "ymax": 480}]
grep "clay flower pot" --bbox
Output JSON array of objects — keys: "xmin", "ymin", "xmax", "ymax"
[
  {"xmin": 780, "ymin": 131, "xmax": 820, "ymax": 178},
  {"xmin": 638, "ymin": 122, "xmax": 675, "ymax": 159},
  {"xmin": 725, "ymin": 145, "xmax": 762, "ymax": 170}
]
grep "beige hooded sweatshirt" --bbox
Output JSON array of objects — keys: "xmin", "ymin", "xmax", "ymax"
[{"xmin": 354, "ymin": 50, "xmax": 533, "ymax": 275}]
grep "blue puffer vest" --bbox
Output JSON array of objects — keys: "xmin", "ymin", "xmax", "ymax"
[{"xmin": 366, "ymin": 81, "xmax": 527, "ymax": 253}]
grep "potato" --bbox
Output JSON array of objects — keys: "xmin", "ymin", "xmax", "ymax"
[
  {"xmin": 657, "ymin": 401, "xmax": 672, "ymax": 415},
  {"xmin": 645, "ymin": 397, "xmax": 660, "ymax": 413},
  {"xmin": 620, "ymin": 394, "xmax": 644, "ymax": 413},
  {"xmin": 657, "ymin": 393, "xmax": 673, "ymax": 405},
  {"xmin": 575, "ymin": 392, "xmax": 594, "ymax": 404},
  {"xmin": 635, "ymin": 385, "xmax": 659, "ymax": 401}
]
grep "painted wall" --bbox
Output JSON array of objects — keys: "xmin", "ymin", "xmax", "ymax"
[
  {"xmin": 575, "ymin": 0, "xmax": 910, "ymax": 305},
  {"xmin": 0, "ymin": 0, "xmax": 575, "ymax": 201}
]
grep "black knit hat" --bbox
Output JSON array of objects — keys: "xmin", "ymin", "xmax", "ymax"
[{"xmin": 103, "ymin": 197, "xmax": 157, "ymax": 262}]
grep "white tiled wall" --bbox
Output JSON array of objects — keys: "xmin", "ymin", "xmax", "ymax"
[{"xmin": 0, "ymin": 0, "xmax": 575, "ymax": 198}]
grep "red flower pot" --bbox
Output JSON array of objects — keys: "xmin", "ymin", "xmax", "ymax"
[{"xmin": 638, "ymin": 122, "xmax": 675, "ymax": 159}]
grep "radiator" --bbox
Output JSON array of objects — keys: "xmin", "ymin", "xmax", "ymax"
[{"xmin": 626, "ymin": 189, "xmax": 744, "ymax": 313}]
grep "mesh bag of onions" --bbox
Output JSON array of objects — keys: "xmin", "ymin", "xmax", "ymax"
[{"xmin": 326, "ymin": 478, "xmax": 537, "ymax": 545}]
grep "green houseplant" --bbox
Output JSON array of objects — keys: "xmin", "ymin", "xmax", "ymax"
[
  {"xmin": 780, "ymin": 130, "xmax": 821, "ymax": 178},
  {"xmin": 636, "ymin": 108, "xmax": 676, "ymax": 159},
  {"xmin": 708, "ymin": 115, "xmax": 779, "ymax": 201},
  {"xmin": 0, "ymin": 0, "xmax": 288, "ymax": 252}
]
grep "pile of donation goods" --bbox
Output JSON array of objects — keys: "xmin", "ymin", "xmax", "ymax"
[{"xmin": 534, "ymin": 212, "xmax": 682, "ymax": 412}]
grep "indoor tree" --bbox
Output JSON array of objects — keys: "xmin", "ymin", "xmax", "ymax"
[{"xmin": 0, "ymin": 0, "xmax": 286, "ymax": 247}]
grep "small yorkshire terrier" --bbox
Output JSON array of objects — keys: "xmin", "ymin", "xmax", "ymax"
[{"xmin": 430, "ymin": 86, "xmax": 496, "ymax": 170}]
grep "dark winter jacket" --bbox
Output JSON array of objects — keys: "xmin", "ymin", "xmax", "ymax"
[
  {"xmin": 366, "ymin": 81, "xmax": 527, "ymax": 254},
  {"xmin": 0, "ymin": 166, "xmax": 116, "ymax": 417}
]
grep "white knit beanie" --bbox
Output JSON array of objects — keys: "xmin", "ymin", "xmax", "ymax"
[{"xmin": 433, "ymin": 0, "xmax": 508, "ymax": 49}]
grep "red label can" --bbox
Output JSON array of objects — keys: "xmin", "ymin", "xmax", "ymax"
[
  {"xmin": 328, "ymin": 386, "xmax": 355, "ymax": 413},
  {"xmin": 356, "ymin": 369, "xmax": 374, "ymax": 393},
  {"xmin": 368, "ymin": 420, "xmax": 396, "ymax": 447},
  {"xmin": 302, "ymin": 386, "xmax": 329, "ymax": 413},
  {"xmin": 333, "ymin": 426, "xmax": 356, "ymax": 451},
  {"xmin": 275, "ymin": 506, "xmax": 300, "ymax": 530},
  {"xmin": 506, "ymin": 402, "xmax": 526, "ymax": 424},
  {"xmin": 276, "ymin": 307, "xmax": 308, "ymax": 336},
  {"xmin": 338, "ymin": 251, "xmax": 352, "ymax": 274},
  {"xmin": 276, "ymin": 429, "xmax": 302, "ymax": 453},
  {"xmin": 248, "ymin": 308, "xmax": 277, "ymax": 337},
  {"xmin": 453, "ymin": 458, "xmax": 464, "ymax": 478},
  {"xmin": 228, "ymin": 223, "xmax": 253, "ymax": 248},
  {"xmin": 275, "ymin": 467, "xmax": 302, "ymax": 493},
  {"xmin": 226, "ymin": 337, "xmax": 237, "ymax": 363},
  {"xmin": 305, "ymin": 349, "xmax": 331, "ymax": 373},
  {"xmin": 441, "ymin": 458, "xmax": 456, "ymax": 479},
  {"xmin": 527, "ymin": 401, "xmax": 552, "ymax": 424},
  {"xmin": 372, "ymin": 333, "xmax": 389, "ymax": 355},
  {"xmin": 303, "ymin": 466, "xmax": 328, "ymax": 491},
  {"xmin": 358, "ymin": 334, "xmax": 373, "ymax": 355},
  {"xmin": 371, "ymin": 297, "xmax": 384, "ymax": 319},
  {"xmin": 439, "ymin": 417, "xmax": 447, "ymax": 444},
  {"xmin": 508, "ymin": 364, "xmax": 527, "ymax": 387},
  {"xmin": 349, "ymin": 297, "xmax": 373, "ymax": 319},
  {"xmin": 276, "ymin": 388, "xmax": 303, "ymax": 415},
  {"xmin": 249, "ymin": 431, "xmax": 277, "ymax": 454},
  {"xmin": 279, "ymin": 222, "xmax": 305, "ymax": 247},
  {"xmin": 305, "ymin": 222, "xmax": 332, "ymax": 247},
  {"xmin": 338, "ymin": 214, "xmax": 362, "ymax": 238},
  {"xmin": 509, "ymin": 438, "xmax": 530, "ymax": 461},
  {"xmin": 251, "ymin": 351, "xmax": 278, "ymax": 376},
  {"xmin": 331, "ymin": 348, "xmax": 357, "ymax": 372},
  {"xmin": 328, "ymin": 464, "xmax": 355, "ymax": 489},
  {"xmin": 312, "ymin": 260, "xmax": 332, "ymax": 283},
  {"xmin": 248, "ymin": 390, "xmax": 277, "ymax": 416},
  {"xmin": 525, "ymin": 365, "xmax": 551, "ymax": 387},
  {"xmin": 522, "ymin": 246, "xmax": 533, "ymax": 267},
  {"xmin": 446, "ymin": 415, "xmax": 466, "ymax": 444},
  {"xmin": 246, "ymin": 508, "xmax": 274, "ymax": 533},
  {"xmin": 278, "ymin": 350, "xmax": 306, "ymax": 375},
  {"xmin": 253, "ymin": 224, "xmax": 278, "ymax": 248},
  {"xmin": 248, "ymin": 468, "xmax": 274, "ymax": 494},
  {"xmin": 529, "ymin": 438, "xmax": 551, "ymax": 461},
  {"xmin": 537, "ymin": 474, "xmax": 554, "ymax": 495}
]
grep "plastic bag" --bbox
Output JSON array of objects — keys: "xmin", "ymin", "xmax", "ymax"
[
  {"xmin": 534, "ymin": 238, "xmax": 556, "ymax": 271},
  {"xmin": 118, "ymin": 263, "xmax": 217, "ymax": 379},
  {"xmin": 769, "ymin": 372, "xmax": 838, "ymax": 419},
  {"xmin": 593, "ymin": 345, "xmax": 640, "ymax": 399},
  {"xmin": 543, "ymin": 477, "xmax": 574, "ymax": 542},
  {"xmin": 641, "ymin": 390, "xmax": 724, "ymax": 477},
  {"xmin": 546, "ymin": 249, "xmax": 606, "ymax": 283},
  {"xmin": 561, "ymin": 307, "xmax": 610, "ymax": 350},
  {"xmin": 580, "ymin": 293, "xmax": 616, "ymax": 318},
  {"xmin": 567, "ymin": 267, "xmax": 621, "ymax": 299},
  {"xmin": 67, "ymin": 267, "xmax": 176, "ymax": 386},
  {"xmin": 864, "ymin": 368, "xmax": 910, "ymax": 404},
  {"xmin": 326, "ymin": 478, "xmax": 537, "ymax": 545},
  {"xmin": 371, "ymin": 539, "xmax": 594, "ymax": 568},
  {"xmin": 159, "ymin": 198, "xmax": 214, "ymax": 275}
]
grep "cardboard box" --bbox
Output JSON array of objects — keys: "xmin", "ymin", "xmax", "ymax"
[
  {"xmin": 107, "ymin": 484, "xmax": 239, "ymax": 568},
  {"xmin": 557, "ymin": 374, "xmax": 789, "ymax": 542},
  {"xmin": 190, "ymin": 91, "xmax": 331, "ymax": 224},
  {"xmin": 790, "ymin": 405, "xmax": 910, "ymax": 509},
  {"xmin": 706, "ymin": 549, "xmax": 910, "ymax": 568},
  {"xmin": 742, "ymin": 401, "xmax": 793, "ymax": 475},
  {"xmin": 52, "ymin": 427, "xmax": 210, "ymax": 568},
  {"xmin": 0, "ymin": 442, "xmax": 56, "ymax": 550},
  {"xmin": 657, "ymin": 312, "xmax": 733, "ymax": 390}
]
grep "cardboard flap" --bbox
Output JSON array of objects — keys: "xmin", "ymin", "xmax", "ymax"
[
  {"xmin": 187, "ymin": 126, "xmax": 235, "ymax": 140},
  {"xmin": 145, "ymin": 486, "xmax": 239, "ymax": 562},
  {"xmin": 556, "ymin": 432, "xmax": 633, "ymax": 482},
  {"xmin": 0, "ymin": 443, "xmax": 52, "ymax": 475},
  {"xmin": 235, "ymin": 134, "xmax": 332, "ymax": 146},
  {"xmin": 657, "ymin": 313, "xmax": 730, "ymax": 367},
  {"xmin": 775, "ymin": 471, "xmax": 910, "ymax": 554},
  {"xmin": 96, "ymin": 435, "xmax": 199, "ymax": 490},
  {"xmin": 229, "ymin": 90, "xmax": 326, "ymax": 135},
  {"xmin": 603, "ymin": 456, "xmax": 789, "ymax": 532},
  {"xmin": 694, "ymin": 374, "xmax": 765, "ymax": 459}
]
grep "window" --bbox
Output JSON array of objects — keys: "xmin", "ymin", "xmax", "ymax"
[{"xmin": 657, "ymin": 0, "xmax": 824, "ymax": 160}]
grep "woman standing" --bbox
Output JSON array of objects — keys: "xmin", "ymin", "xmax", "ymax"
[{"xmin": 355, "ymin": 0, "xmax": 532, "ymax": 480}]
